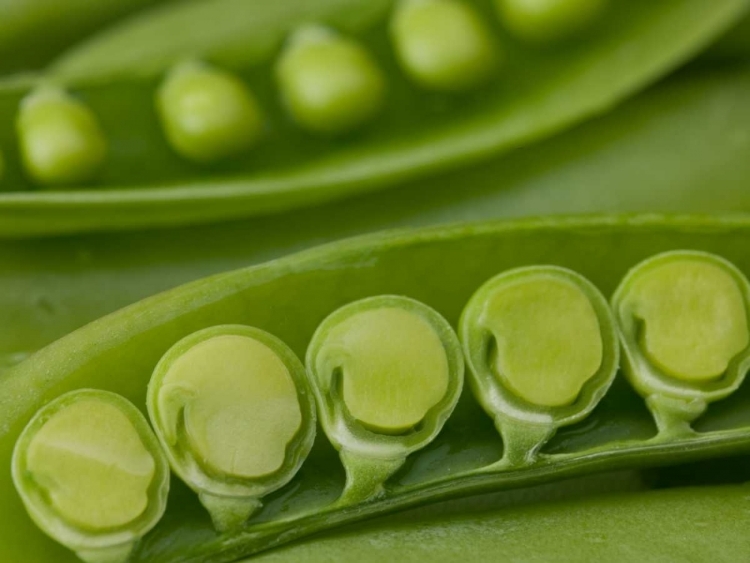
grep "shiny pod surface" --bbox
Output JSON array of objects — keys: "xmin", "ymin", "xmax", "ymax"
[
  {"xmin": 0, "ymin": 0, "xmax": 746, "ymax": 235},
  {"xmin": 5, "ymin": 216, "xmax": 750, "ymax": 561}
]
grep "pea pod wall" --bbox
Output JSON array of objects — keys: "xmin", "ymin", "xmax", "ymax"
[
  {"xmin": 0, "ymin": 0, "xmax": 746, "ymax": 236},
  {"xmin": 4, "ymin": 215, "xmax": 750, "ymax": 562},
  {"xmin": 3, "ymin": 63, "xmax": 750, "ymax": 370},
  {"xmin": 249, "ymin": 484, "xmax": 750, "ymax": 563}
]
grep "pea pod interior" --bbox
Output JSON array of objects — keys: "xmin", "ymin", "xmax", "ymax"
[
  {"xmin": 0, "ymin": 0, "xmax": 747, "ymax": 236},
  {"xmin": 4, "ymin": 215, "xmax": 750, "ymax": 562}
]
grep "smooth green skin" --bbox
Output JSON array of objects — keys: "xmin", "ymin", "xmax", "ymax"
[
  {"xmin": 497, "ymin": 0, "xmax": 607, "ymax": 44},
  {"xmin": 612, "ymin": 251, "xmax": 750, "ymax": 439},
  {"xmin": 460, "ymin": 266, "xmax": 618, "ymax": 466},
  {"xmin": 157, "ymin": 61, "xmax": 265, "ymax": 163},
  {"xmin": 16, "ymin": 88, "xmax": 107, "ymax": 186},
  {"xmin": 12, "ymin": 390, "xmax": 170, "ymax": 563},
  {"xmin": 250, "ymin": 485, "xmax": 750, "ymax": 562},
  {"xmin": 480, "ymin": 274, "xmax": 603, "ymax": 407},
  {"xmin": 6, "ymin": 217, "xmax": 750, "ymax": 562},
  {"xmin": 390, "ymin": 0, "xmax": 499, "ymax": 91},
  {"xmin": 148, "ymin": 325, "xmax": 316, "ymax": 532},
  {"xmin": 275, "ymin": 26, "xmax": 385, "ymax": 134},
  {"xmin": 4, "ymin": 64, "xmax": 750, "ymax": 367},
  {"xmin": 0, "ymin": 0, "xmax": 168, "ymax": 74},
  {"xmin": 0, "ymin": 0, "xmax": 745, "ymax": 234},
  {"xmin": 322, "ymin": 306, "xmax": 449, "ymax": 433}
]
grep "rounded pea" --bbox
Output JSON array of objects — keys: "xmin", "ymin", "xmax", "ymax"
[
  {"xmin": 157, "ymin": 61, "xmax": 264, "ymax": 163},
  {"xmin": 16, "ymin": 87, "xmax": 107, "ymax": 186},
  {"xmin": 612, "ymin": 251, "xmax": 750, "ymax": 437},
  {"xmin": 148, "ymin": 325, "xmax": 316, "ymax": 532},
  {"xmin": 12, "ymin": 390, "xmax": 169, "ymax": 563},
  {"xmin": 391, "ymin": 0, "xmax": 500, "ymax": 91},
  {"xmin": 307, "ymin": 295, "xmax": 463, "ymax": 502},
  {"xmin": 275, "ymin": 26, "xmax": 386, "ymax": 135},
  {"xmin": 496, "ymin": 0, "xmax": 607, "ymax": 44},
  {"xmin": 460, "ymin": 266, "xmax": 618, "ymax": 465}
]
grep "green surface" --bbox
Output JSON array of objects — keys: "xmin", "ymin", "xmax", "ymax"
[{"xmin": 0, "ymin": 0, "xmax": 745, "ymax": 235}]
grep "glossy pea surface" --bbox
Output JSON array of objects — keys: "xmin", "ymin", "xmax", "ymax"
[
  {"xmin": 497, "ymin": 0, "xmax": 607, "ymax": 43},
  {"xmin": 391, "ymin": 0, "xmax": 499, "ymax": 91},
  {"xmin": 276, "ymin": 26, "xmax": 385, "ymax": 134},
  {"xmin": 157, "ymin": 61, "xmax": 265, "ymax": 163},
  {"xmin": 16, "ymin": 88, "xmax": 107, "ymax": 186}
]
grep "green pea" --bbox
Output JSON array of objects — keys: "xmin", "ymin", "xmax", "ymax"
[
  {"xmin": 157, "ymin": 60, "xmax": 264, "ymax": 163},
  {"xmin": 461, "ymin": 266, "xmax": 618, "ymax": 465},
  {"xmin": 16, "ymin": 87, "xmax": 107, "ymax": 186},
  {"xmin": 612, "ymin": 250, "xmax": 750, "ymax": 438},
  {"xmin": 391, "ymin": 0, "xmax": 500, "ymax": 91},
  {"xmin": 12, "ymin": 390, "xmax": 169, "ymax": 563},
  {"xmin": 147, "ymin": 325, "xmax": 316, "ymax": 532},
  {"xmin": 275, "ymin": 25, "xmax": 386, "ymax": 135},
  {"xmin": 307, "ymin": 295, "xmax": 463, "ymax": 502},
  {"xmin": 496, "ymin": 0, "xmax": 607, "ymax": 44}
]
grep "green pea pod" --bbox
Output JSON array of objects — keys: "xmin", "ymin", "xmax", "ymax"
[
  {"xmin": 0, "ymin": 0, "xmax": 169, "ymax": 74},
  {"xmin": 612, "ymin": 251, "xmax": 750, "ymax": 439},
  {"xmin": 0, "ymin": 0, "xmax": 745, "ymax": 235},
  {"xmin": 4, "ymin": 216, "xmax": 750, "ymax": 562},
  {"xmin": 461, "ymin": 266, "xmax": 618, "ymax": 466},
  {"xmin": 247, "ymin": 484, "xmax": 750, "ymax": 563}
]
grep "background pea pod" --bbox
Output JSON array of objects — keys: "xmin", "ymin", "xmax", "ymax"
[
  {"xmin": 3, "ymin": 62, "xmax": 750, "ymax": 371},
  {"xmin": 5, "ymin": 215, "xmax": 750, "ymax": 561},
  {"xmin": 0, "ymin": 0, "xmax": 747, "ymax": 235}
]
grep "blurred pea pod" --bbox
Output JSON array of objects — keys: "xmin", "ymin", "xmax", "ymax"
[{"xmin": 0, "ymin": 0, "xmax": 746, "ymax": 235}]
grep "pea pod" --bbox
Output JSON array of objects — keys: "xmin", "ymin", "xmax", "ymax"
[
  {"xmin": 0, "ymin": 0, "xmax": 746, "ymax": 235},
  {"xmin": 5, "ymin": 215, "xmax": 750, "ymax": 562},
  {"xmin": 248, "ymin": 484, "xmax": 750, "ymax": 563},
  {"xmin": 3, "ymin": 62, "xmax": 750, "ymax": 367}
]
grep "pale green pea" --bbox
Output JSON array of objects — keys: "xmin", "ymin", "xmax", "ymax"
[
  {"xmin": 157, "ymin": 60, "xmax": 264, "ymax": 163},
  {"xmin": 16, "ymin": 87, "xmax": 107, "ymax": 186},
  {"xmin": 12, "ymin": 390, "xmax": 169, "ymax": 563},
  {"xmin": 148, "ymin": 325, "xmax": 316, "ymax": 533},
  {"xmin": 496, "ymin": 0, "xmax": 607, "ymax": 44},
  {"xmin": 612, "ymin": 251, "xmax": 750, "ymax": 438},
  {"xmin": 275, "ymin": 25, "xmax": 386, "ymax": 135},
  {"xmin": 391, "ymin": 0, "xmax": 500, "ymax": 91}
]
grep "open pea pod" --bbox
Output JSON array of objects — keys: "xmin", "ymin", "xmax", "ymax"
[
  {"xmin": 5, "ymin": 215, "xmax": 750, "ymax": 562},
  {"xmin": 0, "ymin": 0, "xmax": 746, "ymax": 236},
  {"xmin": 3, "ymin": 62, "xmax": 750, "ymax": 370}
]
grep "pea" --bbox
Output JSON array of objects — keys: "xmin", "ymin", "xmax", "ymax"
[
  {"xmin": 12, "ymin": 390, "xmax": 169, "ymax": 563},
  {"xmin": 156, "ymin": 61, "xmax": 265, "ymax": 163},
  {"xmin": 390, "ymin": 0, "xmax": 500, "ymax": 91},
  {"xmin": 496, "ymin": 0, "xmax": 608, "ymax": 44},
  {"xmin": 306, "ymin": 295, "xmax": 463, "ymax": 502},
  {"xmin": 7, "ymin": 220, "xmax": 750, "ymax": 561},
  {"xmin": 613, "ymin": 250, "xmax": 750, "ymax": 438},
  {"xmin": 461, "ymin": 266, "xmax": 618, "ymax": 466},
  {"xmin": 147, "ymin": 325, "xmax": 316, "ymax": 532},
  {"xmin": 275, "ymin": 25, "xmax": 386, "ymax": 135},
  {"xmin": 16, "ymin": 87, "xmax": 107, "ymax": 186}
]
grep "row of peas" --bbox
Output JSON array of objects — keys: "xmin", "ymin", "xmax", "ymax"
[{"xmin": 9, "ymin": 0, "xmax": 606, "ymax": 186}]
